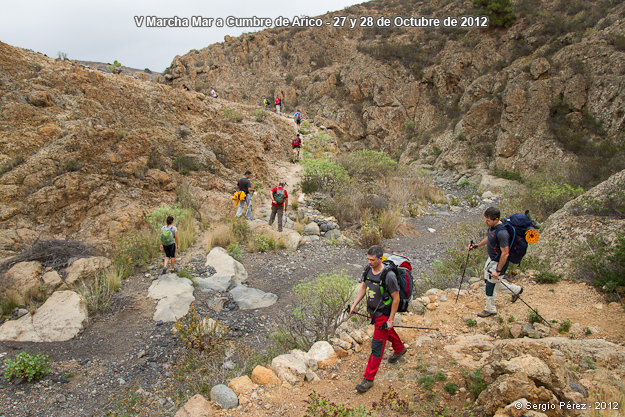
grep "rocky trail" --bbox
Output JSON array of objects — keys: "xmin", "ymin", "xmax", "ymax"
[{"xmin": 1, "ymin": 118, "xmax": 624, "ymax": 417}]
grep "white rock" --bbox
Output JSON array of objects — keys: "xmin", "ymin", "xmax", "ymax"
[
  {"xmin": 307, "ymin": 341, "xmax": 338, "ymax": 367},
  {"xmin": 195, "ymin": 275, "xmax": 232, "ymax": 292},
  {"xmin": 205, "ymin": 247, "xmax": 248, "ymax": 286},
  {"xmin": 148, "ymin": 274, "xmax": 195, "ymax": 322},
  {"xmin": 303, "ymin": 222, "xmax": 320, "ymax": 236},
  {"xmin": 63, "ymin": 256, "xmax": 112, "ymax": 286},
  {"xmin": 229, "ymin": 285, "xmax": 277, "ymax": 310},
  {"xmin": 271, "ymin": 354, "xmax": 307, "ymax": 384},
  {"xmin": 428, "ymin": 228, "xmax": 436, "ymax": 233},
  {"xmin": 0, "ymin": 290, "xmax": 88, "ymax": 342}
]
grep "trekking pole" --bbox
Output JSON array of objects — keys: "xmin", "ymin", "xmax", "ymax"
[
  {"xmin": 380, "ymin": 322, "xmax": 439, "ymax": 331},
  {"xmin": 455, "ymin": 240, "xmax": 474, "ymax": 304},
  {"xmin": 345, "ymin": 306, "xmax": 439, "ymax": 331},
  {"xmin": 495, "ymin": 276, "xmax": 552, "ymax": 328}
]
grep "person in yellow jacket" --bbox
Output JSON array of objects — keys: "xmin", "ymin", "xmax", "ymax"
[{"xmin": 235, "ymin": 171, "xmax": 255, "ymax": 220}]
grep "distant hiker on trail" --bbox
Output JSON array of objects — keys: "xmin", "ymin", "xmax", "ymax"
[
  {"xmin": 275, "ymin": 96, "xmax": 282, "ymax": 114},
  {"xmin": 263, "ymin": 96, "xmax": 270, "ymax": 110},
  {"xmin": 160, "ymin": 216, "xmax": 179, "ymax": 274},
  {"xmin": 292, "ymin": 134, "xmax": 302, "ymax": 162},
  {"xmin": 294, "ymin": 110, "xmax": 303, "ymax": 132},
  {"xmin": 268, "ymin": 182, "xmax": 288, "ymax": 232},
  {"xmin": 235, "ymin": 171, "xmax": 255, "ymax": 220},
  {"xmin": 349, "ymin": 245, "xmax": 406, "ymax": 393},
  {"xmin": 182, "ymin": 84, "xmax": 190, "ymax": 91},
  {"xmin": 210, "ymin": 87, "xmax": 218, "ymax": 98},
  {"xmin": 469, "ymin": 207, "xmax": 524, "ymax": 318}
]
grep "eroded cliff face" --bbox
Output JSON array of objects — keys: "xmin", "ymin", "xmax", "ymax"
[
  {"xmin": 161, "ymin": 0, "xmax": 625, "ymax": 183},
  {"xmin": 0, "ymin": 41, "xmax": 294, "ymax": 256}
]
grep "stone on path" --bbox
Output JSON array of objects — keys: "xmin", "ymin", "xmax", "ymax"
[
  {"xmin": 205, "ymin": 247, "xmax": 248, "ymax": 286},
  {"xmin": 210, "ymin": 384, "xmax": 238, "ymax": 409},
  {"xmin": 302, "ymin": 222, "xmax": 320, "ymax": 236},
  {"xmin": 229, "ymin": 285, "xmax": 277, "ymax": 310},
  {"xmin": 0, "ymin": 290, "xmax": 88, "ymax": 342},
  {"xmin": 174, "ymin": 394, "xmax": 211, "ymax": 417},
  {"xmin": 148, "ymin": 273, "xmax": 195, "ymax": 322},
  {"xmin": 307, "ymin": 341, "xmax": 338, "ymax": 369},
  {"xmin": 251, "ymin": 365, "xmax": 281, "ymax": 386},
  {"xmin": 228, "ymin": 375, "xmax": 256, "ymax": 395},
  {"xmin": 195, "ymin": 275, "xmax": 232, "ymax": 292}
]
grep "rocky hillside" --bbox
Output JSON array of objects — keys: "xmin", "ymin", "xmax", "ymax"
[
  {"xmin": 0, "ymin": 41, "xmax": 295, "ymax": 257},
  {"xmin": 161, "ymin": 0, "xmax": 625, "ymax": 186}
]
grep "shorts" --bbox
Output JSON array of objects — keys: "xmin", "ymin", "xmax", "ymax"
[
  {"xmin": 295, "ymin": 119, "xmax": 301, "ymax": 125},
  {"xmin": 163, "ymin": 243, "xmax": 176, "ymax": 258},
  {"xmin": 292, "ymin": 144, "xmax": 301, "ymax": 149}
]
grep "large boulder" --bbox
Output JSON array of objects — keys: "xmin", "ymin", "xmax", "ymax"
[
  {"xmin": 0, "ymin": 290, "xmax": 88, "ymax": 342},
  {"xmin": 148, "ymin": 274, "xmax": 195, "ymax": 322},
  {"xmin": 271, "ymin": 353, "xmax": 308, "ymax": 384},
  {"xmin": 62, "ymin": 256, "xmax": 112, "ymax": 287},
  {"xmin": 229, "ymin": 285, "xmax": 277, "ymax": 310},
  {"xmin": 195, "ymin": 275, "xmax": 233, "ymax": 292},
  {"xmin": 307, "ymin": 341, "xmax": 338, "ymax": 369},
  {"xmin": 205, "ymin": 247, "xmax": 247, "ymax": 286},
  {"xmin": 302, "ymin": 222, "xmax": 320, "ymax": 236},
  {"xmin": 2, "ymin": 261, "xmax": 42, "ymax": 303},
  {"xmin": 174, "ymin": 394, "xmax": 211, "ymax": 417},
  {"xmin": 535, "ymin": 169, "xmax": 625, "ymax": 275}
]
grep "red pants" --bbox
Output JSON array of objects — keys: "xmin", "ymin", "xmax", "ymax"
[{"xmin": 363, "ymin": 314, "xmax": 405, "ymax": 381}]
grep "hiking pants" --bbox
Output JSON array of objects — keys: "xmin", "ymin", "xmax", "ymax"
[
  {"xmin": 363, "ymin": 314, "xmax": 404, "ymax": 381},
  {"xmin": 268, "ymin": 205, "xmax": 284, "ymax": 232},
  {"xmin": 236, "ymin": 195, "xmax": 253, "ymax": 220},
  {"xmin": 483, "ymin": 258, "xmax": 521, "ymax": 313},
  {"xmin": 276, "ymin": 104, "xmax": 281, "ymax": 114}
]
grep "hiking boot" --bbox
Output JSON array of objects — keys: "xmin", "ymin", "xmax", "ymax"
[
  {"xmin": 355, "ymin": 378, "xmax": 374, "ymax": 393},
  {"xmin": 161, "ymin": 267, "xmax": 168, "ymax": 275},
  {"xmin": 171, "ymin": 267, "xmax": 179, "ymax": 273},
  {"xmin": 388, "ymin": 348, "xmax": 407, "ymax": 364},
  {"xmin": 511, "ymin": 287, "xmax": 524, "ymax": 303},
  {"xmin": 477, "ymin": 310, "xmax": 497, "ymax": 318}
]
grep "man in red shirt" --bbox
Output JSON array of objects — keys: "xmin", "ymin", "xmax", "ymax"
[{"xmin": 269, "ymin": 182, "xmax": 288, "ymax": 232}]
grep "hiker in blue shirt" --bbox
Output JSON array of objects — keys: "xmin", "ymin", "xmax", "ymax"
[
  {"xmin": 469, "ymin": 207, "xmax": 524, "ymax": 317},
  {"xmin": 294, "ymin": 110, "xmax": 303, "ymax": 132},
  {"xmin": 160, "ymin": 216, "xmax": 179, "ymax": 274}
]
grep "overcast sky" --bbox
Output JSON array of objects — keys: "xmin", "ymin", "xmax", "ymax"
[{"xmin": 0, "ymin": 0, "xmax": 365, "ymax": 72}]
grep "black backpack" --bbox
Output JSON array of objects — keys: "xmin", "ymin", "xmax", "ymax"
[
  {"xmin": 495, "ymin": 212, "xmax": 539, "ymax": 264},
  {"xmin": 362, "ymin": 255, "xmax": 414, "ymax": 313}
]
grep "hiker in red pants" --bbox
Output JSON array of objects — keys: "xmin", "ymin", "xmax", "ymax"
[{"xmin": 349, "ymin": 245, "xmax": 406, "ymax": 393}]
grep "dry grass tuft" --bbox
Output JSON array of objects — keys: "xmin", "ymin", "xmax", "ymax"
[{"xmin": 379, "ymin": 209, "xmax": 401, "ymax": 239}]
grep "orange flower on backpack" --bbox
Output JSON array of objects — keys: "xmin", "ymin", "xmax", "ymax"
[{"xmin": 525, "ymin": 229, "xmax": 540, "ymax": 244}]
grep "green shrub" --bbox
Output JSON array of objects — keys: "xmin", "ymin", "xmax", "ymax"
[
  {"xmin": 465, "ymin": 194, "xmax": 481, "ymax": 208},
  {"xmin": 4, "ymin": 352, "xmax": 51, "ymax": 382},
  {"xmin": 107, "ymin": 60, "xmax": 122, "ymax": 74},
  {"xmin": 223, "ymin": 107, "xmax": 243, "ymax": 122},
  {"xmin": 466, "ymin": 319, "xmax": 477, "ymax": 328},
  {"xmin": 305, "ymin": 392, "xmax": 375, "ymax": 417},
  {"xmin": 444, "ymin": 382, "xmax": 458, "ymax": 395},
  {"xmin": 402, "ymin": 121, "xmax": 417, "ymax": 139},
  {"xmin": 520, "ymin": 179, "xmax": 583, "ymax": 220},
  {"xmin": 577, "ymin": 233, "xmax": 625, "ymax": 300},
  {"xmin": 418, "ymin": 371, "xmax": 446, "ymax": 390},
  {"xmin": 339, "ymin": 149, "xmax": 398, "ymax": 180},
  {"xmin": 558, "ymin": 318, "xmax": 572, "ymax": 333},
  {"xmin": 535, "ymin": 271, "xmax": 562, "ymax": 284},
  {"xmin": 359, "ymin": 219, "xmax": 382, "ymax": 248},
  {"xmin": 467, "ymin": 368, "xmax": 487, "ymax": 399},
  {"xmin": 281, "ymin": 270, "xmax": 356, "ymax": 350},
  {"xmin": 472, "ymin": 0, "xmax": 516, "ymax": 28},
  {"xmin": 172, "ymin": 155, "xmax": 200, "ymax": 175},
  {"xmin": 173, "ymin": 305, "xmax": 228, "ymax": 352},
  {"xmin": 254, "ymin": 109, "xmax": 267, "ymax": 122},
  {"xmin": 528, "ymin": 309, "xmax": 541, "ymax": 324},
  {"xmin": 492, "ymin": 168, "xmax": 522, "ymax": 182},
  {"xmin": 301, "ymin": 158, "xmax": 350, "ymax": 195},
  {"xmin": 250, "ymin": 233, "xmax": 280, "ymax": 252},
  {"xmin": 227, "ymin": 242, "xmax": 242, "ymax": 260}
]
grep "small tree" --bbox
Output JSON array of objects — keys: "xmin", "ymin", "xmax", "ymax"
[
  {"xmin": 473, "ymin": 0, "xmax": 516, "ymax": 28},
  {"xmin": 107, "ymin": 60, "xmax": 122, "ymax": 74}
]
